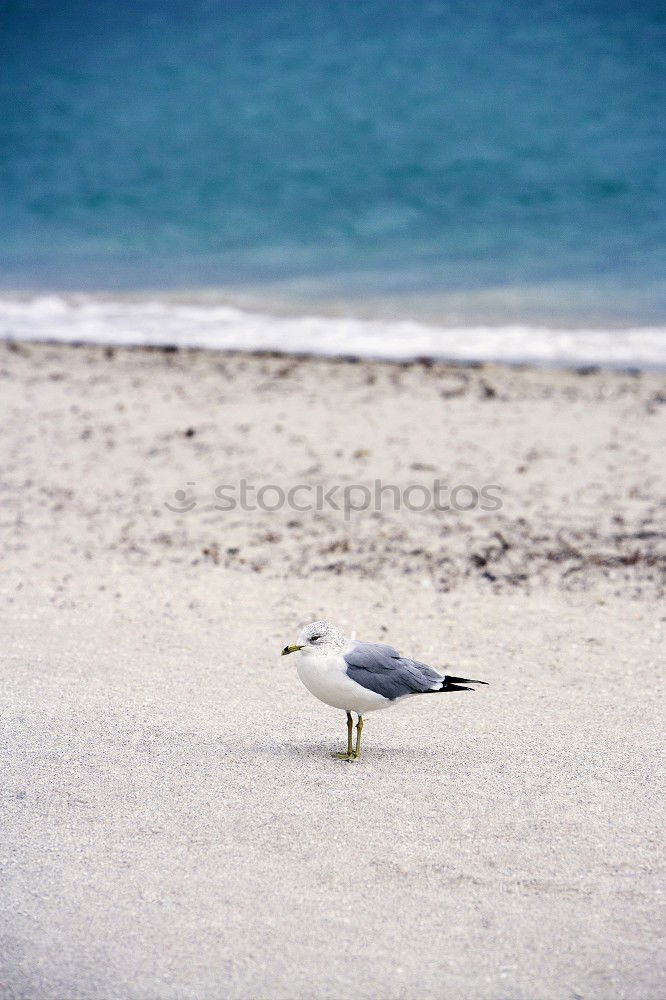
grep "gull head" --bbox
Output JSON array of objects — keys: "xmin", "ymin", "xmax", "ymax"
[{"xmin": 281, "ymin": 620, "xmax": 347, "ymax": 657}]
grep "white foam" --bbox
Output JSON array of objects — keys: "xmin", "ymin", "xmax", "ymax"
[{"xmin": 1, "ymin": 294, "xmax": 665, "ymax": 369}]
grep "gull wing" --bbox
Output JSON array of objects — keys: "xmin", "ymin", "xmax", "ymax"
[{"xmin": 343, "ymin": 641, "xmax": 443, "ymax": 701}]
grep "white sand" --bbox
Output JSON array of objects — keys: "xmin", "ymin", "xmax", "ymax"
[{"xmin": 1, "ymin": 341, "xmax": 665, "ymax": 999}]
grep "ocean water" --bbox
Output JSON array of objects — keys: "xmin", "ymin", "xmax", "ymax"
[{"xmin": 1, "ymin": 0, "xmax": 665, "ymax": 364}]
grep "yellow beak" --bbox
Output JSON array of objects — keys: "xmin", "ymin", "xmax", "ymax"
[{"xmin": 281, "ymin": 644, "xmax": 303, "ymax": 656}]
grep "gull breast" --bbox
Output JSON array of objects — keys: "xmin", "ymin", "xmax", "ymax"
[{"xmin": 296, "ymin": 649, "xmax": 391, "ymax": 714}]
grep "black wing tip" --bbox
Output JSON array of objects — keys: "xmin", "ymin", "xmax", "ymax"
[
  {"xmin": 421, "ymin": 674, "xmax": 488, "ymax": 695},
  {"xmin": 444, "ymin": 675, "xmax": 488, "ymax": 687}
]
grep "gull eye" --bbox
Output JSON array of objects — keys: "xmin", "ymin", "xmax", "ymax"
[{"xmin": 310, "ymin": 635, "xmax": 320, "ymax": 642}]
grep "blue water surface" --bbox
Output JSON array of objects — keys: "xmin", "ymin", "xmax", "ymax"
[{"xmin": 1, "ymin": 0, "xmax": 664, "ymax": 320}]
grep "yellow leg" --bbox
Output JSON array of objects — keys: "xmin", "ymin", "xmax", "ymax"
[
  {"xmin": 331, "ymin": 711, "xmax": 355, "ymax": 760},
  {"xmin": 353, "ymin": 715, "xmax": 363, "ymax": 759}
]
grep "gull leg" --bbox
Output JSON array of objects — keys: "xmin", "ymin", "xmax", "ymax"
[
  {"xmin": 353, "ymin": 715, "xmax": 364, "ymax": 759},
  {"xmin": 331, "ymin": 711, "xmax": 355, "ymax": 760}
]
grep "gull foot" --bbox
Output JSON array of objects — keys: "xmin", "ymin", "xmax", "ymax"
[{"xmin": 330, "ymin": 752, "xmax": 357, "ymax": 761}]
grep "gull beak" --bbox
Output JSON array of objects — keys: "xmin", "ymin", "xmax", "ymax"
[{"xmin": 281, "ymin": 644, "xmax": 303, "ymax": 656}]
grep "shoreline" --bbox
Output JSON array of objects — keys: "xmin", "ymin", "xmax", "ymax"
[
  {"xmin": 2, "ymin": 291, "xmax": 666, "ymax": 371},
  {"xmin": 1, "ymin": 335, "xmax": 658, "ymax": 376}
]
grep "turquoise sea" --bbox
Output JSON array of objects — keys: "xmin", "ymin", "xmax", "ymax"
[{"xmin": 1, "ymin": 0, "xmax": 665, "ymax": 363}]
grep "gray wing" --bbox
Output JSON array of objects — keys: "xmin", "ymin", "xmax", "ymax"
[{"xmin": 343, "ymin": 640, "xmax": 443, "ymax": 701}]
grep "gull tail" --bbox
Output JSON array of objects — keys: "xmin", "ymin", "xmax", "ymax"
[{"xmin": 436, "ymin": 674, "xmax": 488, "ymax": 693}]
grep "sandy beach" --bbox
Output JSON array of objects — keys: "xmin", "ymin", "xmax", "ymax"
[{"xmin": 1, "ymin": 339, "xmax": 665, "ymax": 999}]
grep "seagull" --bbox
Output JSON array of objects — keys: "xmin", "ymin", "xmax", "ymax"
[{"xmin": 281, "ymin": 620, "xmax": 487, "ymax": 760}]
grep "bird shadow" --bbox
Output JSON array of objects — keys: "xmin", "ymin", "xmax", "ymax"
[{"xmin": 239, "ymin": 738, "xmax": 446, "ymax": 765}]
